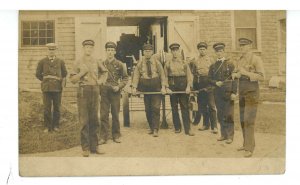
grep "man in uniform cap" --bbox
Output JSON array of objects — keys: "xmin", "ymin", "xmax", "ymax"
[
  {"xmin": 208, "ymin": 43, "xmax": 237, "ymax": 144},
  {"xmin": 99, "ymin": 41, "xmax": 129, "ymax": 144},
  {"xmin": 190, "ymin": 42, "xmax": 218, "ymax": 134},
  {"xmin": 36, "ymin": 43, "xmax": 68, "ymax": 133},
  {"xmin": 232, "ymin": 38, "xmax": 265, "ymax": 157},
  {"xmin": 164, "ymin": 43, "xmax": 194, "ymax": 136},
  {"xmin": 132, "ymin": 44, "xmax": 167, "ymax": 137},
  {"xmin": 70, "ymin": 39, "xmax": 107, "ymax": 157}
]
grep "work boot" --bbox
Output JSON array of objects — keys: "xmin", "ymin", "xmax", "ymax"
[
  {"xmin": 187, "ymin": 131, "xmax": 195, "ymax": 136},
  {"xmin": 225, "ymin": 139, "xmax": 233, "ymax": 144},
  {"xmin": 99, "ymin": 139, "xmax": 107, "ymax": 145},
  {"xmin": 113, "ymin": 138, "xmax": 121, "ymax": 143},
  {"xmin": 53, "ymin": 127, "xmax": 59, "ymax": 132},
  {"xmin": 244, "ymin": 150, "xmax": 253, "ymax": 158},
  {"xmin": 217, "ymin": 136, "xmax": 226, "ymax": 141},
  {"xmin": 175, "ymin": 129, "xmax": 181, "ymax": 133},
  {"xmin": 95, "ymin": 146, "xmax": 105, "ymax": 154},
  {"xmin": 237, "ymin": 146, "xmax": 245, "ymax": 151},
  {"xmin": 198, "ymin": 126, "xmax": 209, "ymax": 131},
  {"xmin": 153, "ymin": 129, "xmax": 158, "ymax": 137},
  {"xmin": 148, "ymin": 129, "xmax": 154, "ymax": 135},
  {"xmin": 82, "ymin": 150, "xmax": 90, "ymax": 157},
  {"xmin": 211, "ymin": 127, "xmax": 218, "ymax": 134}
]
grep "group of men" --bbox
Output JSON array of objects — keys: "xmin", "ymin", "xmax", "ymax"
[{"xmin": 36, "ymin": 36, "xmax": 264, "ymax": 158}]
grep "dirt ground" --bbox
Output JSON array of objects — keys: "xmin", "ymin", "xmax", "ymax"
[
  {"xmin": 19, "ymin": 90, "xmax": 285, "ymax": 158},
  {"xmin": 20, "ymin": 108, "xmax": 285, "ymax": 158}
]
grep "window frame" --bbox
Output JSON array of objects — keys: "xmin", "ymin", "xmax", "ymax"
[
  {"xmin": 19, "ymin": 18, "xmax": 57, "ymax": 49},
  {"xmin": 231, "ymin": 10, "xmax": 261, "ymax": 52}
]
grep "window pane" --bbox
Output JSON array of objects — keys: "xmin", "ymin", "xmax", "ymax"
[
  {"xmin": 234, "ymin": 10, "xmax": 257, "ymax": 28},
  {"xmin": 47, "ymin": 30, "xmax": 53, "ymax": 37},
  {"xmin": 22, "ymin": 22, "xmax": 30, "ymax": 29},
  {"xmin": 39, "ymin": 22, "xmax": 46, "ymax": 29},
  {"xmin": 39, "ymin": 38, "xmax": 46, "ymax": 45},
  {"xmin": 31, "ymin": 30, "xmax": 38, "ymax": 37},
  {"xmin": 39, "ymin": 30, "xmax": 46, "ymax": 37},
  {"xmin": 23, "ymin": 38, "xmax": 30, "ymax": 45},
  {"xmin": 31, "ymin": 38, "xmax": 38, "ymax": 45},
  {"xmin": 31, "ymin": 22, "xmax": 38, "ymax": 29},
  {"xmin": 46, "ymin": 21, "xmax": 53, "ymax": 29},
  {"xmin": 236, "ymin": 28, "xmax": 257, "ymax": 49},
  {"xmin": 23, "ymin": 30, "xmax": 30, "ymax": 37},
  {"xmin": 47, "ymin": 38, "xmax": 53, "ymax": 44}
]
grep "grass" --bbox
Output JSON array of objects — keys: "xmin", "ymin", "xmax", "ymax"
[{"xmin": 19, "ymin": 90, "xmax": 81, "ymax": 154}]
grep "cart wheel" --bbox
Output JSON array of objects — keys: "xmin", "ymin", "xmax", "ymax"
[
  {"xmin": 122, "ymin": 92, "xmax": 130, "ymax": 127},
  {"xmin": 189, "ymin": 110, "xmax": 197, "ymax": 124}
]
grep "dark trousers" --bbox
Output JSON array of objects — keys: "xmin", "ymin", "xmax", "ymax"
[
  {"xmin": 100, "ymin": 85, "xmax": 121, "ymax": 141},
  {"xmin": 170, "ymin": 94, "xmax": 190, "ymax": 134},
  {"xmin": 196, "ymin": 90, "xmax": 217, "ymax": 129},
  {"xmin": 138, "ymin": 77, "xmax": 162, "ymax": 132},
  {"xmin": 239, "ymin": 82, "xmax": 259, "ymax": 152},
  {"xmin": 77, "ymin": 86, "xmax": 100, "ymax": 151},
  {"xmin": 168, "ymin": 76, "xmax": 190, "ymax": 134},
  {"xmin": 43, "ymin": 92, "xmax": 62, "ymax": 131},
  {"xmin": 144, "ymin": 95, "xmax": 162, "ymax": 131},
  {"xmin": 214, "ymin": 88, "xmax": 234, "ymax": 139}
]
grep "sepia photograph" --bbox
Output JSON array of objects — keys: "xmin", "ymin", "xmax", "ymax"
[{"xmin": 18, "ymin": 10, "xmax": 286, "ymax": 176}]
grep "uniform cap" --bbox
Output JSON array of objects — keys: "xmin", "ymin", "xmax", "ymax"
[
  {"xmin": 46, "ymin": 43, "xmax": 57, "ymax": 50},
  {"xmin": 82, "ymin": 39, "xmax": 95, "ymax": 46},
  {"xmin": 213, "ymin": 42, "xmax": 225, "ymax": 51},
  {"xmin": 105, "ymin": 41, "xmax": 117, "ymax": 49},
  {"xmin": 238, "ymin": 38, "xmax": 253, "ymax": 46},
  {"xmin": 197, "ymin": 42, "xmax": 208, "ymax": 49},
  {"xmin": 169, "ymin": 43, "xmax": 180, "ymax": 50},
  {"xmin": 142, "ymin": 43, "xmax": 154, "ymax": 50}
]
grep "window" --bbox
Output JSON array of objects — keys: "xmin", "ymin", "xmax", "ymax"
[
  {"xmin": 233, "ymin": 11, "xmax": 259, "ymax": 50},
  {"xmin": 21, "ymin": 21, "xmax": 55, "ymax": 46}
]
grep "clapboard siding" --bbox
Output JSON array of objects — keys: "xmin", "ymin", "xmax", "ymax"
[{"xmin": 19, "ymin": 11, "xmax": 285, "ymax": 100}]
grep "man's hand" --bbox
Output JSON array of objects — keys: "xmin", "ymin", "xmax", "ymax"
[
  {"xmin": 166, "ymin": 87, "xmax": 172, "ymax": 94},
  {"xmin": 232, "ymin": 72, "xmax": 241, "ymax": 79},
  {"xmin": 239, "ymin": 68, "xmax": 249, "ymax": 76},
  {"xmin": 185, "ymin": 87, "xmax": 191, "ymax": 94},
  {"xmin": 132, "ymin": 87, "xmax": 137, "ymax": 95},
  {"xmin": 112, "ymin": 86, "xmax": 120, "ymax": 92},
  {"xmin": 230, "ymin": 93, "xmax": 238, "ymax": 101},
  {"xmin": 161, "ymin": 87, "xmax": 167, "ymax": 95},
  {"xmin": 216, "ymin": 81, "xmax": 223, "ymax": 87}
]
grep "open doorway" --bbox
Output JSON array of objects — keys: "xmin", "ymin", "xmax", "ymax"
[{"xmin": 107, "ymin": 16, "xmax": 168, "ymax": 75}]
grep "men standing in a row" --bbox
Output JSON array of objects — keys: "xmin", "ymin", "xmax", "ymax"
[
  {"xmin": 132, "ymin": 44, "xmax": 167, "ymax": 137},
  {"xmin": 233, "ymin": 38, "xmax": 265, "ymax": 157},
  {"xmin": 208, "ymin": 43, "xmax": 237, "ymax": 144},
  {"xmin": 99, "ymin": 42, "xmax": 129, "ymax": 144},
  {"xmin": 70, "ymin": 39, "xmax": 107, "ymax": 157},
  {"xmin": 164, "ymin": 43, "xmax": 194, "ymax": 136},
  {"xmin": 190, "ymin": 42, "xmax": 218, "ymax": 134},
  {"xmin": 36, "ymin": 43, "xmax": 68, "ymax": 133}
]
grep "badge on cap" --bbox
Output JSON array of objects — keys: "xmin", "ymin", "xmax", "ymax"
[
  {"xmin": 213, "ymin": 42, "xmax": 225, "ymax": 51},
  {"xmin": 82, "ymin": 39, "xmax": 95, "ymax": 46},
  {"xmin": 105, "ymin": 41, "xmax": 117, "ymax": 49},
  {"xmin": 238, "ymin": 38, "xmax": 253, "ymax": 46},
  {"xmin": 169, "ymin": 43, "xmax": 180, "ymax": 50}
]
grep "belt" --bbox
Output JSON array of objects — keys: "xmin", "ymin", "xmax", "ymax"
[
  {"xmin": 168, "ymin": 75, "xmax": 186, "ymax": 78},
  {"xmin": 239, "ymin": 75, "xmax": 250, "ymax": 81},
  {"xmin": 43, "ymin": 75, "xmax": 61, "ymax": 80}
]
